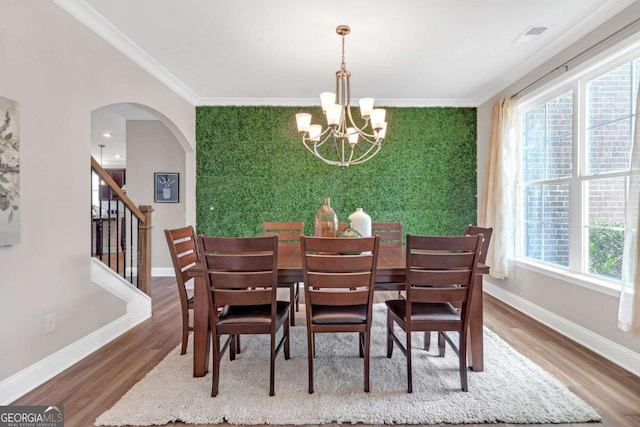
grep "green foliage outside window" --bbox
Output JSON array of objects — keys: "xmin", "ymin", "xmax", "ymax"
[
  {"xmin": 589, "ymin": 221, "xmax": 624, "ymax": 280},
  {"xmin": 195, "ymin": 106, "xmax": 478, "ymax": 238}
]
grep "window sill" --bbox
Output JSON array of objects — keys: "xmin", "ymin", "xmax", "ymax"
[{"xmin": 514, "ymin": 258, "xmax": 621, "ymax": 298}]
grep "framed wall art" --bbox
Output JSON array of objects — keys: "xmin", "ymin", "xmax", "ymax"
[
  {"xmin": 0, "ymin": 96, "xmax": 20, "ymax": 246},
  {"xmin": 154, "ymin": 172, "xmax": 179, "ymax": 203}
]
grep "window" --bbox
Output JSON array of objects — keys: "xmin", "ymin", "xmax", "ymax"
[{"xmin": 518, "ymin": 52, "xmax": 640, "ymax": 284}]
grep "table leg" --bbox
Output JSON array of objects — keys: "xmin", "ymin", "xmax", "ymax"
[
  {"xmin": 193, "ymin": 274, "xmax": 210, "ymax": 377},
  {"xmin": 468, "ymin": 273, "xmax": 484, "ymax": 371}
]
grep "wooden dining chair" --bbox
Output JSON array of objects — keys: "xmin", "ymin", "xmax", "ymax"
[
  {"xmin": 262, "ymin": 221, "xmax": 304, "ymax": 325},
  {"xmin": 386, "ymin": 234, "xmax": 482, "ymax": 392},
  {"xmin": 424, "ymin": 224, "xmax": 494, "ymax": 350},
  {"xmin": 198, "ymin": 235, "xmax": 290, "ymax": 397},
  {"xmin": 164, "ymin": 226, "xmax": 198, "ymax": 355},
  {"xmin": 300, "ymin": 235, "xmax": 380, "ymax": 393},
  {"xmin": 464, "ymin": 224, "xmax": 493, "ymax": 264},
  {"xmin": 371, "ymin": 221, "xmax": 403, "ymax": 247}
]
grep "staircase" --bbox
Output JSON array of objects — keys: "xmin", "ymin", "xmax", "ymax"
[{"xmin": 91, "ymin": 157, "xmax": 153, "ymax": 296}]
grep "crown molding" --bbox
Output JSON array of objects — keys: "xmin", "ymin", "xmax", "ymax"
[
  {"xmin": 53, "ymin": 0, "xmax": 199, "ymax": 106},
  {"xmin": 197, "ymin": 97, "xmax": 478, "ymax": 108}
]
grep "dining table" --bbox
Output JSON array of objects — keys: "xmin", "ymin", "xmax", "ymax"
[{"xmin": 190, "ymin": 244, "xmax": 490, "ymax": 378}]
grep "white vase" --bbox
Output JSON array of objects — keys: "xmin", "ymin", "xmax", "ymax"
[
  {"xmin": 162, "ymin": 187, "xmax": 171, "ymax": 199},
  {"xmin": 348, "ymin": 208, "xmax": 371, "ymax": 238}
]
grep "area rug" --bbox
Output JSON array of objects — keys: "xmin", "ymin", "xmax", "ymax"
[{"xmin": 95, "ymin": 305, "xmax": 600, "ymax": 426}]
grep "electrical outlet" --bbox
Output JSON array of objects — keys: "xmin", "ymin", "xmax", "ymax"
[{"xmin": 44, "ymin": 313, "xmax": 56, "ymax": 334}]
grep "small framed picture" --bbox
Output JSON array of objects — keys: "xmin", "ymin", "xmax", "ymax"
[{"xmin": 154, "ymin": 172, "xmax": 179, "ymax": 203}]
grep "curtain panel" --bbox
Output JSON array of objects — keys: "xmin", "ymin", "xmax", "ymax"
[
  {"xmin": 479, "ymin": 97, "xmax": 517, "ymax": 279},
  {"xmin": 619, "ymin": 85, "xmax": 640, "ymax": 334}
]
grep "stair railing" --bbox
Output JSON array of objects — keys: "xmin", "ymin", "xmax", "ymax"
[{"xmin": 91, "ymin": 157, "xmax": 153, "ymax": 296}]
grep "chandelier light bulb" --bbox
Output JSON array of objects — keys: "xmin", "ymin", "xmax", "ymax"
[
  {"xmin": 320, "ymin": 92, "xmax": 336, "ymax": 113},
  {"xmin": 359, "ymin": 98, "xmax": 374, "ymax": 118},
  {"xmin": 370, "ymin": 108, "xmax": 386, "ymax": 131},
  {"xmin": 309, "ymin": 124, "xmax": 322, "ymax": 142},
  {"xmin": 296, "ymin": 113, "xmax": 312, "ymax": 133},
  {"xmin": 347, "ymin": 127, "xmax": 359, "ymax": 145},
  {"xmin": 325, "ymin": 104, "xmax": 342, "ymax": 127},
  {"xmin": 375, "ymin": 122, "xmax": 387, "ymax": 139}
]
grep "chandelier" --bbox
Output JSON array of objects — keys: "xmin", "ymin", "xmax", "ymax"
[{"xmin": 295, "ymin": 25, "xmax": 387, "ymax": 168}]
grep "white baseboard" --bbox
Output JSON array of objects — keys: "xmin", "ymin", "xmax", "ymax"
[
  {"xmin": 484, "ymin": 280, "xmax": 640, "ymax": 378},
  {"xmin": 152, "ymin": 267, "xmax": 174, "ymax": 277},
  {"xmin": 0, "ymin": 259, "xmax": 152, "ymax": 405}
]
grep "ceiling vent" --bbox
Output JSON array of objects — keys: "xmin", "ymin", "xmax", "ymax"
[{"xmin": 513, "ymin": 25, "xmax": 549, "ymax": 43}]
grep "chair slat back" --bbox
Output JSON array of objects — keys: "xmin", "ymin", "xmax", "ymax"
[
  {"xmin": 301, "ymin": 236, "xmax": 380, "ymax": 307},
  {"xmin": 372, "ymin": 221, "xmax": 403, "ymax": 247},
  {"xmin": 406, "ymin": 234, "xmax": 481, "ymax": 307},
  {"xmin": 263, "ymin": 221, "xmax": 304, "ymax": 245},
  {"xmin": 165, "ymin": 226, "xmax": 198, "ymax": 300},
  {"xmin": 198, "ymin": 235, "xmax": 279, "ymax": 308},
  {"xmin": 464, "ymin": 224, "xmax": 493, "ymax": 264}
]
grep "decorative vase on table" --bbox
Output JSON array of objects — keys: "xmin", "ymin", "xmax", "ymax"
[
  {"xmin": 313, "ymin": 197, "xmax": 338, "ymax": 237},
  {"xmin": 348, "ymin": 208, "xmax": 372, "ymax": 237},
  {"xmin": 336, "ymin": 220, "xmax": 362, "ymax": 239},
  {"xmin": 336, "ymin": 221, "xmax": 362, "ymax": 254}
]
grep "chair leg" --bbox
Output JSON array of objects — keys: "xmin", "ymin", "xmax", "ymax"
[
  {"xmin": 212, "ymin": 335, "xmax": 221, "ymax": 397},
  {"xmin": 295, "ymin": 282, "xmax": 300, "ymax": 312},
  {"xmin": 270, "ymin": 331, "xmax": 276, "ymax": 396},
  {"xmin": 359, "ymin": 332, "xmax": 364, "ymax": 358},
  {"xmin": 423, "ymin": 331, "xmax": 431, "ymax": 351},
  {"xmin": 289, "ymin": 285, "xmax": 296, "ymax": 326},
  {"xmin": 459, "ymin": 332, "xmax": 469, "ymax": 391},
  {"xmin": 284, "ymin": 315, "xmax": 291, "ymax": 360},
  {"xmin": 180, "ymin": 322, "xmax": 188, "ymax": 355},
  {"xmin": 438, "ymin": 332, "xmax": 446, "ymax": 357},
  {"xmin": 386, "ymin": 310, "xmax": 393, "ymax": 358},
  {"xmin": 364, "ymin": 331, "xmax": 371, "ymax": 393},
  {"xmin": 406, "ymin": 327, "xmax": 413, "ymax": 393},
  {"xmin": 307, "ymin": 328, "xmax": 314, "ymax": 394},
  {"xmin": 236, "ymin": 334, "xmax": 241, "ymax": 354},
  {"xmin": 230, "ymin": 334, "xmax": 236, "ymax": 361}
]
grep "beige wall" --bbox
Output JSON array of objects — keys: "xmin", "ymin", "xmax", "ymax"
[
  {"xmin": 476, "ymin": 2, "xmax": 640, "ymax": 372},
  {"xmin": 126, "ymin": 120, "xmax": 187, "ymax": 270},
  {"xmin": 0, "ymin": 1, "xmax": 194, "ymax": 382}
]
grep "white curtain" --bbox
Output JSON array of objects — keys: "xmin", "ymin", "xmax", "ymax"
[
  {"xmin": 479, "ymin": 97, "xmax": 518, "ymax": 279},
  {"xmin": 619, "ymin": 86, "xmax": 640, "ymax": 334}
]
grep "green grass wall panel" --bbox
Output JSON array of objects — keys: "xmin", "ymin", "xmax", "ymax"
[{"xmin": 196, "ymin": 106, "xmax": 477, "ymax": 238}]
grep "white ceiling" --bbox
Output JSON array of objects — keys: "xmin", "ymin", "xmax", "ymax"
[{"xmin": 60, "ymin": 0, "xmax": 635, "ymax": 164}]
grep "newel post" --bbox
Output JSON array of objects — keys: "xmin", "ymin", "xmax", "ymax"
[{"xmin": 138, "ymin": 205, "xmax": 153, "ymax": 296}]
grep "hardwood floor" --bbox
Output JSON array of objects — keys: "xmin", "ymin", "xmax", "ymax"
[{"xmin": 12, "ymin": 277, "xmax": 640, "ymax": 427}]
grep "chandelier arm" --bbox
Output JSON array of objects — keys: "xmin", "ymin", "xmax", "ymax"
[
  {"xmin": 303, "ymin": 138, "xmax": 343, "ymax": 166},
  {"xmin": 345, "ymin": 105, "xmax": 372, "ymax": 135},
  {"xmin": 353, "ymin": 133, "xmax": 381, "ymax": 145},
  {"xmin": 301, "ymin": 139, "xmax": 321, "ymax": 156},
  {"xmin": 346, "ymin": 144, "xmax": 356, "ymax": 165},
  {"xmin": 313, "ymin": 143, "xmax": 342, "ymax": 166},
  {"xmin": 332, "ymin": 135, "xmax": 346, "ymax": 164},
  {"xmin": 301, "ymin": 129, "xmax": 333, "ymax": 153},
  {"xmin": 348, "ymin": 142, "xmax": 383, "ymax": 165},
  {"xmin": 314, "ymin": 128, "xmax": 334, "ymax": 148},
  {"xmin": 352, "ymin": 141, "xmax": 380, "ymax": 161}
]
